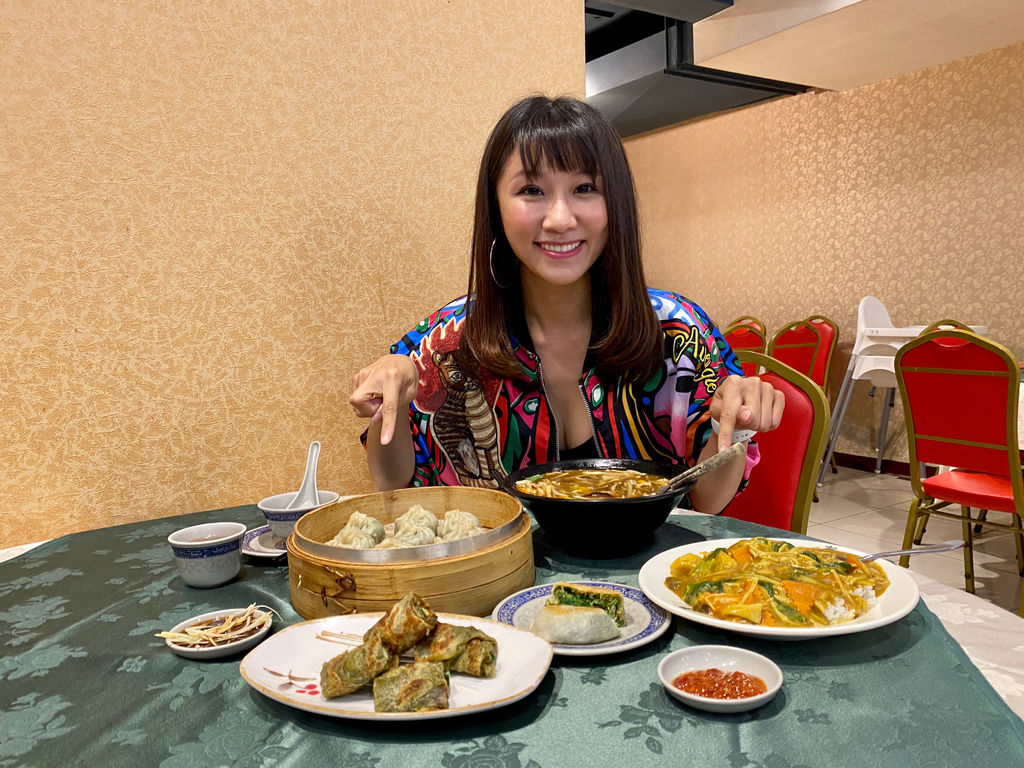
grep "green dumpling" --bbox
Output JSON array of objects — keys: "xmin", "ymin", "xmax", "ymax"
[
  {"xmin": 320, "ymin": 634, "xmax": 395, "ymax": 699},
  {"xmin": 372, "ymin": 661, "xmax": 449, "ymax": 712},
  {"xmin": 413, "ymin": 622, "xmax": 498, "ymax": 678}
]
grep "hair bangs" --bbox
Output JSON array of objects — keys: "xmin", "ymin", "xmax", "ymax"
[{"xmin": 513, "ymin": 116, "xmax": 600, "ymax": 180}]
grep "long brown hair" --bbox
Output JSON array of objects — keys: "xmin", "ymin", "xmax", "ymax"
[{"xmin": 460, "ymin": 95, "xmax": 661, "ymax": 381}]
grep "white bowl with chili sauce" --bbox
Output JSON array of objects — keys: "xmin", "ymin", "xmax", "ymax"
[{"xmin": 658, "ymin": 645, "xmax": 782, "ymax": 713}]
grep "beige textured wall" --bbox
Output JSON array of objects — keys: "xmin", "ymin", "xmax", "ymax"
[
  {"xmin": 626, "ymin": 41, "xmax": 1024, "ymax": 465},
  {"xmin": 1, "ymin": 1, "xmax": 584, "ymax": 548}
]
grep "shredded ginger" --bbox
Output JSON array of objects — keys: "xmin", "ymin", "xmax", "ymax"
[{"xmin": 156, "ymin": 603, "xmax": 274, "ymax": 648}]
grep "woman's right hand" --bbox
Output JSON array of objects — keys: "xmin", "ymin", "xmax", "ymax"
[{"xmin": 350, "ymin": 354, "xmax": 419, "ymax": 445}]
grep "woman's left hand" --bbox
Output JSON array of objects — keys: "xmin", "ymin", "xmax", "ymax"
[{"xmin": 709, "ymin": 375, "xmax": 785, "ymax": 452}]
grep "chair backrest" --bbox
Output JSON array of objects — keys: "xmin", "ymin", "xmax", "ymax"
[
  {"xmin": 721, "ymin": 351, "xmax": 830, "ymax": 534},
  {"xmin": 895, "ymin": 329, "xmax": 1023, "ymax": 501},
  {"xmin": 804, "ymin": 314, "xmax": 838, "ymax": 389},
  {"xmin": 723, "ymin": 323, "xmax": 767, "ymax": 377},
  {"xmin": 727, "ymin": 315, "xmax": 766, "ymax": 334},
  {"xmin": 859, "ymin": 296, "xmax": 893, "ymax": 330},
  {"xmin": 767, "ymin": 320, "xmax": 821, "ymax": 379},
  {"xmin": 920, "ymin": 318, "xmax": 971, "ymax": 335},
  {"xmin": 854, "ymin": 296, "xmax": 898, "ymax": 356}
]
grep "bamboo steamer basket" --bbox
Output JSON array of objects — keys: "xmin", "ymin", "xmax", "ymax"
[{"xmin": 288, "ymin": 486, "xmax": 534, "ymax": 618}]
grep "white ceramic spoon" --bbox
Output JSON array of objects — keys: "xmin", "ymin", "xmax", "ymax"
[{"xmin": 285, "ymin": 441, "xmax": 321, "ymax": 510}]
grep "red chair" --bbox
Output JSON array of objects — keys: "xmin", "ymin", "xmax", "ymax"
[
  {"xmin": 727, "ymin": 315, "xmax": 766, "ymax": 334},
  {"xmin": 767, "ymin": 320, "xmax": 821, "ymax": 380},
  {"xmin": 804, "ymin": 315, "xmax": 838, "ymax": 391},
  {"xmin": 805, "ymin": 315, "xmax": 839, "ymax": 478},
  {"xmin": 894, "ymin": 328, "xmax": 1024, "ymax": 616},
  {"xmin": 723, "ymin": 320, "xmax": 767, "ymax": 378},
  {"xmin": 721, "ymin": 351, "xmax": 830, "ymax": 534}
]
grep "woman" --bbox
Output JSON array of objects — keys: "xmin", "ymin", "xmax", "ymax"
[{"xmin": 350, "ymin": 95, "xmax": 783, "ymax": 515}]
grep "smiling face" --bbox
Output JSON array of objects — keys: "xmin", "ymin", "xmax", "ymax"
[{"xmin": 495, "ymin": 149, "xmax": 609, "ymax": 291}]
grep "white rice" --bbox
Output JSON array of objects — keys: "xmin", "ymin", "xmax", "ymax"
[
  {"xmin": 824, "ymin": 586, "xmax": 879, "ymax": 624},
  {"xmin": 853, "ymin": 585, "xmax": 879, "ymax": 607},
  {"xmin": 824, "ymin": 599, "xmax": 855, "ymax": 624}
]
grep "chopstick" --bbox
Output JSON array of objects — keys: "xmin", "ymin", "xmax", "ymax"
[{"xmin": 659, "ymin": 441, "xmax": 748, "ymax": 494}]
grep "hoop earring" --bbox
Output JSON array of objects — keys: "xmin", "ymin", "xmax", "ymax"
[{"xmin": 489, "ymin": 239, "xmax": 515, "ymax": 289}]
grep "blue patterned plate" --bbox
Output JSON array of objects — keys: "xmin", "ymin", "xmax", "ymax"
[
  {"xmin": 242, "ymin": 526, "xmax": 286, "ymax": 558},
  {"xmin": 492, "ymin": 581, "xmax": 671, "ymax": 657}
]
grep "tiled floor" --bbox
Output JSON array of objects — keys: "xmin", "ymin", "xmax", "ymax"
[{"xmin": 811, "ymin": 465, "xmax": 1022, "ymax": 614}]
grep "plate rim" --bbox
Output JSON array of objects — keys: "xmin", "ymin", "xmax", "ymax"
[
  {"xmin": 492, "ymin": 580, "xmax": 671, "ymax": 657},
  {"xmin": 164, "ymin": 607, "xmax": 273, "ymax": 659},
  {"xmin": 239, "ymin": 612, "xmax": 553, "ymax": 720},
  {"xmin": 242, "ymin": 526, "xmax": 286, "ymax": 557},
  {"xmin": 637, "ymin": 537, "xmax": 920, "ymax": 640}
]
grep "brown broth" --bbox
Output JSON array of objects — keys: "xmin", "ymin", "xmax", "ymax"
[{"xmin": 515, "ymin": 468, "xmax": 665, "ymax": 499}]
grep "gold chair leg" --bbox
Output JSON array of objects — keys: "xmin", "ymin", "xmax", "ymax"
[
  {"xmin": 900, "ymin": 499, "xmax": 923, "ymax": 568},
  {"xmin": 973, "ymin": 508, "xmax": 987, "ymax": 535},
  {"xmin": 1013, "ymin": 514, "xmax": 1024, "ymax": 577},
  {"xmin": 913, "ymin": 512, "xmax": 929, "ymax": 545},
  {"xmin": 961, "ymin": 505, "xmax": 975, "ymax": 594}
]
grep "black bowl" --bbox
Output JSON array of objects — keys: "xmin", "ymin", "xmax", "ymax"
[{"xmin": 503, "ymin": 458, "xmax": 693, "ymax": 558}]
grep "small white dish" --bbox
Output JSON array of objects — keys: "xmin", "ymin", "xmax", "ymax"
[
  {"xmin": 242, "ymin": 526, "xmax": 287, "ymax": 558},
  {"xmin": 163, "ymin": 608, "xmax": 273, "ymax": 660},
  {"xmin": 258, "ymin": 490, "xmax": 340, "ymax": 539},
  {"xmin": 492, "ymin": 581, "xmax": 671, "ymax": 657},
  {"xmin": 657, "ymin": 645, "xmax": 782, "ymax": 713},
  {"xmin": 167, "ymin": 522, "xmax": 247, "ymax": 588}
]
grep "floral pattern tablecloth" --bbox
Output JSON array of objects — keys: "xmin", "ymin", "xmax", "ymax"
[{"xmin": 2, "ymin": 505, "xmax": 1023, "ymax": 768}]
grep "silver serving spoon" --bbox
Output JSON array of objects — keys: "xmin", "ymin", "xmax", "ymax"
[
  {"xmin": 860, "ymin": 539, "xmax": 964, "ymax": 563},
  {"xmin": 658, "ymin": 441, "xmax": 749, "ymax": 494},
  {"xmin": 285, "ymin": 441, "xmax": 321, "ymax": 510}
]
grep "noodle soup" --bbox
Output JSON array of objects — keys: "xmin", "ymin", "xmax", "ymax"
[
  {"xmin": 503, "ymin": 458, "xmax": 689, "ymax": 557},
  {"xmin": 514, "ymin": 468, "xmax": 666, "ymax": 500}
]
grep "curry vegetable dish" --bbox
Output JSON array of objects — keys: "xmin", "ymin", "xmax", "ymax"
[
  {"xmin": 514, "ymin": 468, "xmax": 665, "ymax": 499},
  {"xmin": 664, "ymin": 538, "xmax": 890, "ymax": 627}
]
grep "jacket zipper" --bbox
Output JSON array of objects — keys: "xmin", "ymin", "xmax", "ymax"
[
  {"xmin": 535, "ymin": 357, "xmax": 604, "ymax": 460},
  {"xmin": 536, "ymin": 361, "xmax": 561, "ymax": 461},
  {"xmin": 578, "ymin": 380, "xmax": 603, "ymax": 457}
]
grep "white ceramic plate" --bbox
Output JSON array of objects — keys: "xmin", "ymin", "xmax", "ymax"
[
  {"xmin": 163, "ymin": 608, "xmax": 273, "ymax": 659},
  {"xmin": 637, "ymin": 537, "xmax": 920, "ymax": 640},
  {"xmin": 242, "ymin": 526, "xmax": 286, "ymax": 558},
  {"xmin": 239, "ymin": 613, "xmax": 553, "ymax": 720},
  {"xmin": 492, "ymin": 581, "xmax": 671, "ymax": 657},
  {"xmin": 658, "ymin": 645, "xmax": 783, "ymax": 713}
]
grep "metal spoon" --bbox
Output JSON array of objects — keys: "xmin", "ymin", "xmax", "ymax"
[
  {"xmin": 658, "ymin": 441, "xmax": 749, "ymax": 494},
  {"xmin": 285, "ymin": 441, "xmax": 321, "ymax": 510},
  {"xmin": 860, "ymin": 539, "xmax": 964, "ymax": 563}
]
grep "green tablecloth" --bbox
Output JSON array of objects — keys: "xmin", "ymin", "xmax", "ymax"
[{"xmin": 2, "ymin": 506, "xmax": 1022, "ymax": 768}]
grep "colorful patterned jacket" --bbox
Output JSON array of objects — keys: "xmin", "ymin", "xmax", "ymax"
[{"xmin": 390, "ymin": 288, "xmax": 758, "ymax": 488}]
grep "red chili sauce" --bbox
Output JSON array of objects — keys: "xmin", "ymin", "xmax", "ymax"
[{"xmin": 672, "ymin": 668, "xmax": 767, "ymax": 699}]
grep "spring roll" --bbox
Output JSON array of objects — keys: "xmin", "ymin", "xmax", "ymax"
[
  {"xmin": 531, "ymin": 604, "xmax": 619, "ymax": 644},
  {"xmin": 413, "ymin": 622, "xmax": 498, "ymax": 678},
  {"xmin": 362, "ymin": 592, "xmax": 438, "ymax": 653},
  {"xmin": 372, "ymin": 661, "xmax": 449, "ymax": 713},
  {"xmin": 320, "ymin": 634, "xmax": 395, "ymax": 699}
]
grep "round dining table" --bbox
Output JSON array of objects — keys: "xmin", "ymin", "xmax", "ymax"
[{"xmin": 1, "ymin": 504, "xmax": 1022, "ymax": 767}]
